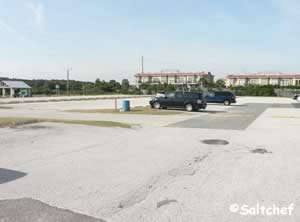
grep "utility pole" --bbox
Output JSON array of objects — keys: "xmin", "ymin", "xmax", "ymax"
[
  {"xmin": 67, "ymin": 68, "xmax": 71, "ymax": 96},
  {"xmin": 142, "ymin": 56, "xmax": 144, "ymax": 74}
]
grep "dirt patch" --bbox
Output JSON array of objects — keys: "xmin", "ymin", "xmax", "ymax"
[
  {"xmin": 251, "ymin": 148, "xmax": 272, "ymax": 154},
  {"xmin": 202, "ymin": 139, "xmax": 229, "ymax": 145},
  {"xmin": 157, "ymin": 199, "xmax": 177, "ymax": 208}
]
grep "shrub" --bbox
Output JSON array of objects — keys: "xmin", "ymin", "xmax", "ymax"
[{"xmin": 230, "ymin": 85, "xmax": 276, "ymax": 96}]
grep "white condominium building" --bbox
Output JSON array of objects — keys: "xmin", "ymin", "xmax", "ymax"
[
  {"xmin": 226, "ymin": 73, "xmax": 300, "ymax": 87},
  {"xmin": 135, "ymin": 71, "xmax": 214, "ymax": 87}
]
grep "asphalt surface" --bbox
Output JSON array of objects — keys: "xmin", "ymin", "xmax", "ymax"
[
  {"xmin": 0, "ymin": 198, "xmax": 105, "ymax": 222},
  {"xmin": 0, "ymin": 97, "xmax": 299, "ymax": 222},
  {"xmin": 169, "ymin": 103, "xmax": 293, "ymax": 130},
  {"xmin": 0, "ymin": 168, "xmax": 27, "ymax": 184}
]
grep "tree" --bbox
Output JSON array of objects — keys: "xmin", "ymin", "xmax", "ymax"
[
  {"xmin": 215, "ymin": 79, "xmax": 226, "ymax": 89},
  {"xmin": 121, "ymin": 79, "xmax": 130, "ymax": 92},
  {"xmin": 199, "ymin": 77, "xmax": 209, "ymax": 88},
  {"xmin": 95, "ymin": 78, "xmax": 101, "ymax": 84},
  {"xmin": 108, "ymin": 80, "xmax": 121, "ymax": 92}
]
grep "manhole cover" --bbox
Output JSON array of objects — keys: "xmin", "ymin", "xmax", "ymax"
[
  {"xmin": 251, "ymin": 148, "xmax": 271, "ymax": 154},
  {"xmin": 202, "ymin": 139, "xmax": 229, "ymax": 145}
]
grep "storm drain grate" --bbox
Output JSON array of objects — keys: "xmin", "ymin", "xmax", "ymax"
[{"xmin": 202, "ymin": 139, "xmax": 229, "ymax": 145}]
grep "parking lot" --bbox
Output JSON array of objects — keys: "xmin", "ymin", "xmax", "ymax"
[{"xmin": 0, "ymin": 96, "xmax": 299, "ymax": 221}]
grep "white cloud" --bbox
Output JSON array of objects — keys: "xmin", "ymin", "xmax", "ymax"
[
  {"xmin": 26, "ymin": 1, "xmax": 45, "ymax": 28},
  {"xmin": 274, "ymin": 0, "xmax": 300, "ymax": 16},
  {"xmin": 0, "ymin": 19, "xmax": 17, "ymax": 33},
  {"xmin": 272, "ymin": 0, "xmax": 300, "ymax": 24},
  {"xmin": 0, "ymin": 19, "xmax": 26, "ymax": 40}
]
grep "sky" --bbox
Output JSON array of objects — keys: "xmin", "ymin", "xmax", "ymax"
[{"xmin": 1, "ymin": 0, "xmax": 300, "ymax": 82}]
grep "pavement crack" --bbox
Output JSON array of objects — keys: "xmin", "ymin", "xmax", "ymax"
[
  {"xmin": 157, "ymin": 199, "xmax": 177, "ymax": 208},
  {"xmin": 114, "ymin": 153, "xmax": 209, "ymax": 212}
]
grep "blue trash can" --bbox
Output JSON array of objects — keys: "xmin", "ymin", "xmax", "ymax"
[{"xmin": 122, "ymin": 100, "xmax": 130, "ymax": 112}]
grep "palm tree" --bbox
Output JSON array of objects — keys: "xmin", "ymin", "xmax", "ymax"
[{"xmin": 199, "ymin": 77, "xmax": 209, "ymax": 88}]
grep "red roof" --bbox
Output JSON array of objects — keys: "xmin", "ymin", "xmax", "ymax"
[
  {"xmin": 135, "ymin": 72, "xmax": 211, "ymax": 77},
  {"xmin": 226, "ymin": 73, "xmax": 300, "ymax": 79}
]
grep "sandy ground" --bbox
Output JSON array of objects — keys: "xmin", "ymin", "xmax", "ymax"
[{"xmin": 0, "ymin": 96, "xmax": 299, "ymax": 221}]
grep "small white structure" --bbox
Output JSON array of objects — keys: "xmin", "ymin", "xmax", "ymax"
[{"xmin": 0, "ymin": 80, "xmax": 31, "ymax": 97}]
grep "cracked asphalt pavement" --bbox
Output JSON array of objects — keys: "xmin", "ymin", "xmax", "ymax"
[{"xmin": 0, "ymin": 96, "xmax": 299, "ymax": 221}]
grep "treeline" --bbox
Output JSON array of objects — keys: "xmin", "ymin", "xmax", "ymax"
[
  {"xmin": 229, "ymin": 85, "xmax": 300, "ymax": 96},
  {"xmin": 6, "ymin": 77, "xmax": 226, "ymax": 95},
  {"xmin": 139, "ymin": 79, "xmax": 226, "ymax": 94},
  {"xmin": 230, "ymin": 85, "xmax": 276, "ymax": 96},
  {"xmin": 140, "ymin": 81, "xmax": 300, "ymax": 97},
  {"xmin": 22, "ymin": 78, "xmax": 140, "ymax": 95},
  {"xmin": 3, "ymin": 77, "xmax": 300, "ymax": 96}
]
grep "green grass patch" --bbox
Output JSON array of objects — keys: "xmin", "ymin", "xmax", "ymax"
[
  {"xmin": 0, "ymin": 117, "xmax": 132, "ymax": 128},
  {"xmin": 66, "ymin": 106, "xmax": 182, "ymax": 115}
]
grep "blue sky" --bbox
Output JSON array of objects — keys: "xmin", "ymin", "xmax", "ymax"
[{"xmin": 1, "ymin": 0, "xmax": 300, "ymax": 82}]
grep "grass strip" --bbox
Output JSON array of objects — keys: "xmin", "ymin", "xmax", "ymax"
[
  {"xmin": 0, "ymin": 106, "xmax": 12, "ymax": 109},
  {"xmin": 67, "ymin": 106, "xmax": 182, "ymax": 115},
  {"xmin": 0, "ymin": 117, "xmax": 132, "ymax": 128}
]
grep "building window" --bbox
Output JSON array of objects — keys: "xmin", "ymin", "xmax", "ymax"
[
  {"xmin": 249, "ymin": 79, "xmax": 259, "ymax": 85},
  {"xmin": 261, "ymin": 79, "xmax": 269, "ymax": 85},
  {"xmin": 280, "ymin": 79, "xmax": 290, "ymax": 86},
  {"xmin": 152, "ymin": 77, "xmax": 160, "ymax": 83},
  {"xmin": 270, "ymin": 79, "xmax": 278, "ymax": 85},
  {"xmin": 161, "ymin": 77, "xmax": 167, "ymax": 83},
  {"xmin": 177, "ymin": 77, "xmax": 186, "ymax": 83},
  {"xmin": 238, "ymin": 79, "xmax": 245, "ymax": 85},
  {"xmin": 187, "ymin": 76, "xmax": 195, "ymax": 83}
]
